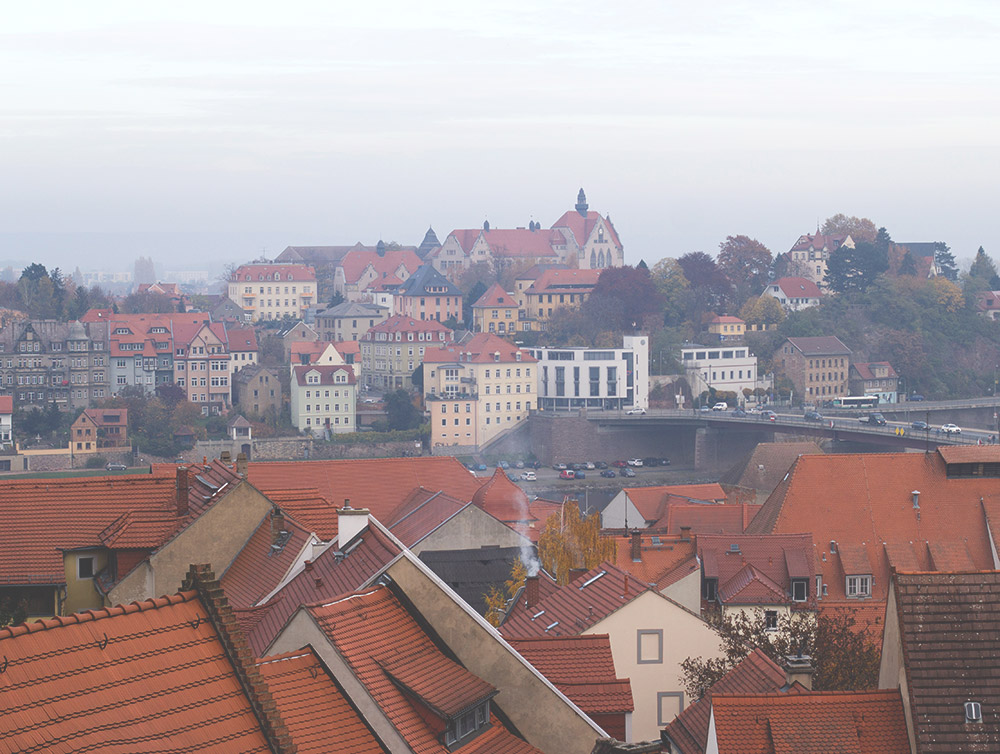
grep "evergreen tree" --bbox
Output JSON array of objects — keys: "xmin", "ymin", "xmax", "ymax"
[
  {"xmin": 899, "ymin": 250, "xmax": 919, "ymax": 276},
  {"xmin": 968, "ymin": 246, "xmax": 1000, "ymax": 289},
  {"xmin": 934, "ymin": 242, "xmax": 958, "ymax": 281},
  {"xmin": 825, "ymin": 241, "xmax": 888, "ymax": 293}
]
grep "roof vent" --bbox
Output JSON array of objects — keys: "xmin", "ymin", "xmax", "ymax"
[
  {"xmin": 829, "ymin": 540, "xmax": 838, "ymax": 554},
  {"xmin": 729, "ymin": 543, "xmax": 741, "ymax": 553},
  {"xmin": 912, "ymin": 490, "xmax": 920, "ymax": 509},
  {"xmin": 965, "ymin": 701, "xmax": 982, "ymax": 723}
]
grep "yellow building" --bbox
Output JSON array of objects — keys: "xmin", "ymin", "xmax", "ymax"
[
  {"xmin": 707, "ymin": 315, "xmax": 746, "ymax": 341},
  {"xmin": 227, "ymin": 263, "xmax": 317, "ymax": 321},
  {"xmin": 518, "ymin": 268, "xmax": 600, "ymax": 331},
  {"xmin": 471, "ymin": 283, "xmax": 519, "ymax": 335},
  {"xmin": 423, "ymin": 333, "xmax": 537, "ymax": 451}
]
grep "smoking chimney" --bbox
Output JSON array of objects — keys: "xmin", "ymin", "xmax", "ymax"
[
  {"xmin": 525, "ymin": 575, "xmax": 539, "ymax": 607},
  {"xmin": 176, "ymin": 466, "xmax": 189, "ymax": 516}
]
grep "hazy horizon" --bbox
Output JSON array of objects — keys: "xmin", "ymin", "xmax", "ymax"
[{"xmin": 3, "ymin": 2, "xmax": 998, "ymax": 275}]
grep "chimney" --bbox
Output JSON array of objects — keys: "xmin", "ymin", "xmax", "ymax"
[
  {"xmin": 680, "ymin": 525, "xmax": 692, "ymax": 542},
  {"xmin": 525, "ymin": 575, "xmax": 539, "ymax": 608},
  {"xmin": 220, "ymin": 450, "xmax": 231, "ymax": 464},
  {"xmin": 236, "ymin": 452, "xmax": 248, "ymax": 477},
  {"xmin": 271, "ymin": 509, "xmax": 285, "ymax": 544},
  {"xmin": 568, "ymin": 568, "xmax": 587, "ymax": 584},
  {"xmin": 175, "ymin": 466, "xmax": 189, "ymax": 516},
  {"xmin": 304, "ymin": 559, "xmax": 314, "ymax": 572},
  {"xmin": 784, "ymin": 655, "xmax": 814, "ymax": 690},
  {"xmin": 337, "ymin": 500, "xmax": 370, "ymax": 547},
  {"xmin": 631, "ymin": 530, "xmax": 642, "ymax": 562}
]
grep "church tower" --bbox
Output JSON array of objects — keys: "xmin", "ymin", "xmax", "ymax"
[{"xmin": 575, "ymin": 188, "xmax": 589, "ymax": 217}]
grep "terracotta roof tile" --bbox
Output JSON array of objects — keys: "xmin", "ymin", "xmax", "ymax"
[
  {"xmin": 385, "ymin": 488, "xmax": 470, "ymax": 548},
  {"xmin": 221, "ymin": 513, "xmax": 313, "ymax": 609},
  {"xmin": 710, "ymin": 690, "xmax": 909, "ymax": 754},
  {"xmin": 655, "ymin": 503, "xmax": 762, "ymax": 534},
  {"xmin": 525, "ymin": 268, "xmax": 601, "ymax": 294},
  {"xmin": 308, "ymin": 586, "xmax": 543, "ymax": 754},
  {"xmin": 605, "ymin": 531, "xmax": 695, "ymax": 587},
  {"xmin": 772, "ymin": 276, "xmax": 823, "ymax": 299},
  {"xmin": 747, "ymin": 451, "xmax": 998, "ymax": 602},
  {"xmin": 699, "ymin": 534, "xmax": 816, "ymax": 607},
  {"xmin": 507, "ymin": 635, "xmax": 633, "ymax": 716},
  {"xmin": 622, "ymin": 483, "xmax": 727, "ymax": 525},
  {"xmin": 664, "ymin": 649, "xmax": 790, "ymax": 754},
  {"xmin": 719, "ymin": 441, "xmax": 824, "ymax": 494},
  {"xmin": 339, "ymin": 249, "xmax": 422, "ymax": 285},
  {"xmin": 473, "ymin": 283, "xmax": 519, "ymax": 309},
  {"xmin": 422, "ymin": 333, "xmax": 537, "ymax": 365},
  {"xmin": 552, "ymin": 210, "xmax": 621, "ymax": 249},
  {"xmin": 892, "ymin": 571, "xmax": 1000, "ymax": 753},
  {"xmin": 851, "ymin": 361, "xmax": 898, "ymax": 381},
  {"xmin": 0, "ymin": 591, "xmax": 277, "ymax": 753},
  {"xmin": 501, "ymin": 562, "xmax": 647, "ymax": 638}
]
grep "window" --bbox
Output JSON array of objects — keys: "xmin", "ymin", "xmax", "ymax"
[
  {"xmin": 637, "ymin": 629, "xmax": 663, "ymax": 664},
  {"xmin": 764, "ymin": 610, "xmax": 778, "ymax": 631},
  {"xmin": 77, "ymin": 555, "xmax": 95, "ymax": 579},
  {"xmin": 791, "ymin": 579, "xmax": 808, "ymax": 602},
  {"xmin": 846, "ymin": 575, "xmax": 871, "ymax": 598},
  {"xmin": 703, "ymin": 578, "xmax": 718, "ymax": 602}
]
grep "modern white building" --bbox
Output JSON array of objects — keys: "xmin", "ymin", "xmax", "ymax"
[
  {"xmin": 527, "ymin": 334, "xmax": 648, "ymax": 411},
  {"xmin": 681, "ymin": 342, "xmax": 766, "ymax": 405}
]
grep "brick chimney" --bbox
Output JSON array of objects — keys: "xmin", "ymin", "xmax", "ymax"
[
  {"xmin": 304, "ymin": 559, "xmax": 313, "ymax": 572},
  {"xmin": 525, "ymin": 575, "xmax": 539, "ymax": 608},
  {"xmin": 568, "ymin": 568, "xmax": 588, "ymax": 584},
  {"xmin": 236, "ymin": 452, "xmax": 248, "ymax": 477},
  {"xmin": 631, "ymin": 530, "xmax": 642, "ymax": 562},
  {"xmin": 680, "ymin": 526, "xmax": 692, "ymax": 542},
  {"xmin": 176, "ymin": 466, "xmax": 189, "ymax": 516},
  {"xmin": 220, "ymin": 450, "xmax": 231, "ymax": 464},
  {"xmin": 784, "ymin": 654, "xmax": 814, "ymax": 690},
  {"xmin": 337, "ymin": 499, "xmax": 370, "ymax": 547},
  {"xmin": 271, "ymin": 509, "xmax": 285, "ymax": 545}
]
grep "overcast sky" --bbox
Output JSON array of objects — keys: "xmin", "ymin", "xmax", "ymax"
[{"xmin": 2, "ymin": 1, "xmax": 998, "ymax": 273}]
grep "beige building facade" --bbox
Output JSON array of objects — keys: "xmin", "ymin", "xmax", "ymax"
[{"xmin": 227, "ymin": 263, "xmax": 317, "ymax": 321}]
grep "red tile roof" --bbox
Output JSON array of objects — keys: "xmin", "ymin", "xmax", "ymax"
[
  {"xmin": 0, "ymin": 395, "xmax": 11, "ymax": 413},
  {"xmin": 652, "ymin": 503, "xmax": 762, "ymax": 534},
  {"xmin": 709, "ymin": 690, "xmax": 909, "ymax": 754},
  {"xmin": 507, "ymin": 635, "xmax": 633, "ymax": 716},
  {"xmin": 891, "ymin": 571, "xmax": 1000, "ymax": 753},
  {"xmin": 789, "ymin": 232, "xmax": 851, "ymax": 253},
  {"xmin": 552, "ymin": 210, "xmax": 621, "ymax": 249},
  {"xmin": 256, "ymin": 648, "xmax": 388, "ymax": 754},
  {"xmin": 308, "ymin": 586, "xmax": 544, "ymax": 754},
  {"xmin": 385, "ymin": 488, "xmax": 471, "ymax": 548},
  {"xmin": 227, "ymin": 325, "xmax": 259, "ymax": 351},
  {"xmin": 664, "ymin": 649, "xmax": 792, "ymax": 754},
  {"xmin": 361, "ymin": 314, "xmax": 454, "ymax": 340},
  {"xmin": 604, "ymin": 531, "xmax": 695, "ymax": 587},
  {"xmin": 501, "ymin": 562, "xmax": 648, "ymax": 638},
  {"xmin": 622, "ymin": 483, "xmax": 727, "ymax": 524},
  {"xmin": 247, "ymin": 457, "xmax": 484, "ymax": 538},
  {"xmin": 221, "ymin": 513, "xmax": 314, "ymax": 609},
  {"xmin": 772, "ymin": 276, "xmax": 822, "ymax": 299},
  {"xmin": 470, "ymin": 470, "xmax": 564, "ymax": 542},
  {"xmin": 525, "ymin": 268, "xmax": 601, "ymax": 294},
  {"xmin": 239, "ymin": 522, "xmax": 402, "ymax": 657},
  {"xmin": 422, "ymin": 333, "xmax": 537, "ymax": 365},
  {"xmin": 233, "ymin": 263, "xmax": 317, "ymax": 281},
  {"xmin": 747, "ymin": 451, "xmax": 999, "ymax": 603},
  {"xmin": 473, "ymin": 283, "xmax": 519, "ymax": 309},
  {"xmin": 482, "ymin": 228, "xmax": 566, "ymax": 259},
  {"xmin": 719, "ymin": 441, "xmax": 824, "ymax": 494},
  {"xmin": 339, "ymin": 249, "xmax": 422, "ymax": 285},
  {"xmin": 0, "ymin": 589, "xmax": 286, "ymax": 753},
  {"xmin": 699, "ymin": 534, "xmax": 816, "ymax": 607}
]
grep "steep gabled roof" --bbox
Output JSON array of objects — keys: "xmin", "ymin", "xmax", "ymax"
[
  {"xmin": 604, "ymin": 531, "xmax": 696, "ymax": 587},
  {"xmin": 507, "ymin": 634, "xmax": 633, "ymax": 717},
  {"xmin": 422, "ymin": 333, "xmax": 537, "ymax": 365},
  {"xmin": 482, "ymin": 228, "xmax": 565, "ymax": 259},
  {"xmin": 525, "ymin": 268, "xmax": 601, "ymax": 294},
  {"xmin": 339, "ymin": 248, "xmax": 422, "ymax": 285},
  {"xmin": 664, "ymin": 649, "xmax": 792, "ymax": 754},
  {"xmin": 700, "ymin": 534, "xmax": 816, "ymax": 607},
  {"xmin": 892, "ymin": 571, "xmax": 1000, "ymax": 753},
  {"xmin": 501, "ymin": 562, "xmax": 648, "ymax": 638},
  {"xmin": 221, "ymin": 512, "xmax": 314, "ymax": 609},
  {"xmin": 851, "ymin": 361, "xmax": 899, "ymax": 380},
  {"xmin": 255, "ymin": 648, "xmax": 389, "ymax": 753},
  {"xmin": 473, "ymin": 283, "xmax": 519, "ymax": 309},
  {"xmin": 719, "ymin": 441, "xmax": 824, "ymax": 495},
  {"xmin": 622, "ymin": 483, "xmax": 727, "ymax": 524},
  {"xmin": 652, "ymin": 503, "xmax": 762, "ymax": 534},
  {"xmin": 0, "ymin": 570, "xmax": 292, "ymax": 753},
  {"xmin": 552, "ymin": 210, "xmax": 621, "ymax": 249},
  {"xmin": 397, "ymin": 264, "xmax": 463, "ymax": 298},
  {"xmin": 709, "ymin": 690, "xmax": 909, "ymax": 754},
  {"xmin": 307, "ymin": 586, "xmax": 544, "ymax": 754},
  {"xmin": 771, "ymin": 276, "xmax": 823, "ymax": 299}
]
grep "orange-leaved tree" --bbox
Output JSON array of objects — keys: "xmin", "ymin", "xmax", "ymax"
[
  {"xmin": 538, "ymin": 501, "xmax": 616, "ymax": 585},
  {"xmin": 484, "ymin": 557, "xmax": 527, "ymax": 627}
]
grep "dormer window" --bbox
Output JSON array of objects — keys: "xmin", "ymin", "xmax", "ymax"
[
  {"xmin": 444, "ymin": 701, "xmax": 491, "ymax": 749},
  {"xmin": 846, "ymin": 575, "xmax": 871, "ymax": 598},
  {"xmin": 703, "ymin": 578, "xmax": 718, "ymax": 602}
]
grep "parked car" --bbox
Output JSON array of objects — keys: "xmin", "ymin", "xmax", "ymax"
[
  {"xmin": 611, "ymin": 460, "xmax": 627, "ymax": 468},
  {"xmin": 911, "ymin": 420, "xmax": 930, "ymax": 431},
  {"xmin": 625, "ymin": 407, "xmax": 646, "ymax": 415},
  {"xmin": 733, "ymin": 407, "xmax": 748, "ymax": 417},
  {"xmin": 699, "ymin": 405, "xmax": 712, "ymax": 412},
  {"xmin": 553, "ymin": 462, "xmax": 567, "ymax": 471},
  {"xmin": 712, "ymin": 402, "xmax": 728, "ymax": 411},
  {"xmin": 627, "ymin": 458, "xmax": 643, "ymax": 467},
  {"xmin": 619, "ymin": 467, "xmax": 636, "ymax": 477},
  {"xmin": 908, "ymin": 394, "xmax": 925, "ymax": 402},
  {"xmin": 499, "ymin": 460, "xmax": 510, "ymax": 469},
  {"xmin": 761, "ymin": 410, "xmax": 777, "ymax": 422},
  {"xmin": 642, "ymin": 457, "xmax": 660, "ymax": 467},
  {"xmin": 520, "ymin": 471, "xmax": 537, "ymax": 481},
  {"xmin": 105, "ymin": 462, "xmax": 127, "ymax": 471},
  {"xmin": 942, "ymin": 423, "xmax": 962, "ymax": 434},
  {"xmin": 515, "ymin": 460, "xmax": 525, "ymax": 469},
  {"xmin": 600, "ymin": 469, "xmax": 617, "ymax": 478},
  {"xmin": 559, "ymin": 469, "xmax": 576, "ymax": 479},
  {"xmin": 575, "ymin": 471, "xmax": 586, "ymax": 479},
  {"xmin": 584, "ymin": 461, "xmax": 596, "ymax": 470},
  {"xmin": 804, "ymin": 410, "xmax": 824, "ymax": 422},
  {"xmin": 594, "ymin": 461, "xmax": 609, "ymax": 469},
  {"xmin": 476, "ymin": 463, "xmax": 487, "ymax": 471}
]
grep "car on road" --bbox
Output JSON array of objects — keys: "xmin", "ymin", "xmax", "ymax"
[
  {"xmin": 627, "ymin": 458, "xmax": 643, "ymax": 467},
  {"xmin": 804, "ymin": 410, "xmax": 824, "ymax": 422},
  {"xmin": 761, "ymin": 410, "xmax": 777, "ymax": 422},
  {"xmin": 520, "ymin": 471, "xmax": 537, "ymax": 481},
  {"xmin": 559, "ymin": 469, "xmax": 576, "ymax": 479},
  {"xmin": 908, "ymin": 394, "xmax": 925, "ymax": 402},
  {"xmin": 699, "ymin": 405, "xmax": 711, "ymax": 412},
  {"xmin": 625, "ymin": 407, "xmax": 647, "ymax": 415},
  {"xmin": 942, "ymin": 423, "xmax": 962, "ymax": 434},
  {"xmin": 733, "ymin": 407, "xmax": 747, "ymax": 417},
  {"xmin": 611, "ymin": 459, "xmax": 627, "ymax": 468},
  {"xmin": 594, "ymin": 461, "xmax": 609, "ymax": 469},
  {"xmin": 584, "ymin": 461, "xmax": 596, "ymax": 470},
  {"xmin": 859, "ymin": 412, "xmax": 886, "ymax": 426},
  {"xmin": 619, "ymin": 467, "xmax": 636, "ymax": 477},
  {"xmin": 600, "ymin": 469, "xmax": 616, "ymax": 478},
  {"xmin": 575, "ymin": 471, "xmax": 586, "ymax": 479},
  {"xmin": 712, "ymin": 402, "xmax": 728, "ymax": 411},
  {"xmin": 552, "ymin": 462, "xmax": 567, "ymax": 471},
  {"xmin": 911, "ymin": 420, "xmax": 930, "ymax": 431},
  {"xmin": 105, "ymin": 462, "xmax": 127, "ymax": 471}
]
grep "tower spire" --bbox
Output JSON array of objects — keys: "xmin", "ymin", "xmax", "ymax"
[{"xmin": 576, "ymin": 188, "xmax": 588, "ymax": 217}]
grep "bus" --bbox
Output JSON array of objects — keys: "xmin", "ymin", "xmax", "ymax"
[{"xmin": 831, "ymin": 395, "xmax": 880, "ymax": 409}]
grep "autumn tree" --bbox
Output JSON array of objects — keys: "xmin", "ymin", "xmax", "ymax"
[
  {"xmin": 681, "ymin": 608, "xmax": 881, "ymax": 700},
  {"xmin": 649, "ymin": 257, "xmax": 691, "ymax": 327},
  {"xmin": 585, "ymin": 265, "xmax": 665, "ymax": 332},
  {"xmin": 716, "ymin": 235, "xmax": 773, "ymax": 310},
  {"xmin": 739, "ymin": 295, "xmax": 785, "ymax": 330},
  {"xmin": 820, "ymin": 214, "xmax": 878, "ymax": 244},
  {"xmin": 0, "ymin": 595, "xmax": 27, "ymax": 629},
  {"xmin": 677, "ymin": 251, "xmax": 731, "ymax": 320},
  {"xmin": 537, "ymin": 502, "xmax": 616, "ymax": 585},
  {"xmin": 484, "ymin": 557, "xmax": 528, "ymax": 627}
]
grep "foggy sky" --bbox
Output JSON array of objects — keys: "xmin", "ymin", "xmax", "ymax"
[{"xmin": 3, "ymin": 1, "xmax": 999, "ymax": 273}]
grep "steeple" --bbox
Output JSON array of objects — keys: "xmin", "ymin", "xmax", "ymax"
[
  {"xmin": 376, "ymin": 239, "xmax": 385, "ymax": 257},
  {"xmin": 575, "ymin": 188, "xmax": 589, "ymax": 217}
]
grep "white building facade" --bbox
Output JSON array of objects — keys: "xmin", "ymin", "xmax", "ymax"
[
  {"xmin": 681, "ymin": 343, "xmax": 766, "ymax": 405},
  {"xmin": 528, "ymin": 334, "xmax": 648, "ymax": 412}
]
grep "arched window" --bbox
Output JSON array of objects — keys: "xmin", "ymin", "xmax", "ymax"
[
  {"xmin": 598, "ymin": 250, "xmax": 605, "ymax": 268},
  {"xmin": 590, "ymin": 250, "xmax": 597, "ymax": 268}
]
